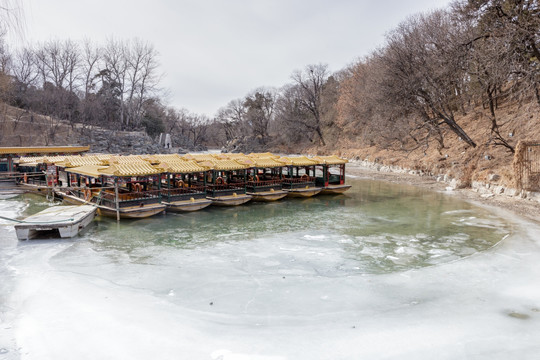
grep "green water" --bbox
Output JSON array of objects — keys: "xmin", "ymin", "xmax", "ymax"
[{"xmin": 12, "ymin": 178, "xmax": 507, "ymax": 275}]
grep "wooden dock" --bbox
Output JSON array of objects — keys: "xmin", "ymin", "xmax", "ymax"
[{"xmin": 14, "ymin": 205, "xmax": 97, "ymax": 240}]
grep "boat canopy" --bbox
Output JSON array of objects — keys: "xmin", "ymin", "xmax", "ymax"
[
  {"xmin": 251, "ymin": 158, "xmax": 284, "ymax": 168},
  {"xmin": 183, "ymin": 154, "xmax": 218, "ymax": 162},
  {"xmin": 65, "ymin": 164, "xmax": 108, "ymax": 178},
  {"xmin": 312, "ymin": 155, "xmax": 348, "ymax": 165},
  {"xmin": 108, "ymin": 155, "xmax": 147, "ymax": 164},
  {"xmin": 155, "ymin": 160, "xmax": 208, "ymax": 174},
  {"xmin": 57, "ymin": 155, "xmax": 105, "ymax": 168},
  {"xmin": 248, "ymin": 152, "xmax": 280, "ymax": 159},
  {"xmin": 100, "ymin": 163, "xmax": 162, "ymax": 177},
  {"xmin": 0, "ymin": 146, "xmax": 90, "ymax": 155},
  {"xmin": 18, "ymin": 156, "xmax": 48, "ymax": 165},
  {"xmin": 92, "ymin": 154, "xmax": 117, "ymax": 162},
  {"xmin": 18, "ymin": 155, "xmax": 70, "ymax": 165},
  {"xmin": 219, "ymin": 153, "xmax": 247, "ymax": 160},
  {"xmin": 198, "ymin": 159, "xmax": 248, "ymax": 171},
  {"xmin": 277, "ymin": 156, "xmax": 318, "ymax": 166},
  {"xmin": 146, "ymin": 154, "xmax": 184, "ymax": 164}
]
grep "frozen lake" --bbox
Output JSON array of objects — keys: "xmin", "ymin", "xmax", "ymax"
[{"xmin": 1, "ymin": 178, "xmax": 540, "ymax": 359}]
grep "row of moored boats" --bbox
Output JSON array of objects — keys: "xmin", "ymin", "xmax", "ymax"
[{"xmin": 16, "ymin": 152, "xmax": 351, "ymax": 219}]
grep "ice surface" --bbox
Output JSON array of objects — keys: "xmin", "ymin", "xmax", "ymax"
[{"xmin": 1, "ymin": 182, "xmax": 539, "ymax": 359}]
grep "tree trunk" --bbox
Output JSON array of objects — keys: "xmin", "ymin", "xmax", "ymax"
[{"xmin": 440, "ymin": 114, "xmax": 476, "ymax": 148}]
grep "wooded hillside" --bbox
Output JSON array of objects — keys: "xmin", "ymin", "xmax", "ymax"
[{"xmin": 0, "ymin": 0, "xmax": 539, "ymax": 186}]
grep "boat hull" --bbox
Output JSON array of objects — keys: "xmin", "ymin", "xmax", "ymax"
[
  {"xmin": 58, "ymin": 191, "xmax": 166, "ymax": 219},
  {"xmin": 320, "ymin": 184, "xmax": 352, "ymax": 195},
  {"xmin": 17, "ymin": 183, "xmax": 51, "ymax": 194},
  {"xmin": 163, "ymin": 198, "xmax": 213, "ymax": 212},
  {"xmin": 247, "ymin": 190, "xmax": 288, "ymax": 202},
  {"xmin": 97, "ymin": 205, "xmax": 166, "ymax": 219},
  {"xmin": 207, "ymin": 194, "xmax": 252, "ymax": 206},
  {"xmin": 285, "ymin": 187, "xmax": 322, "ymax": 198}
]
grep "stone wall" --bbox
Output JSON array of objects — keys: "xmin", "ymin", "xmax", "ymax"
[
  {"xmin": 349, "ymin": 158, "xmax": 540, "ymax": 204},
  {"xmin": 78, "ymin": 128, "xmax": 165, "ymax": 154}
]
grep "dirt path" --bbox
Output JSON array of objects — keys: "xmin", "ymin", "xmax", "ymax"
[{"xmin": 347, "ymin": 163, "xmax": 540, "ymax": 225}]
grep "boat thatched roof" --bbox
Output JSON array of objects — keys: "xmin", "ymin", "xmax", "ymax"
[
  {"xmin": 183, "ymin": 153, "xmax": 218, "ymax": 161},
  {"xmin": 250, "ymin": 158, "xmax": 284, "ymax": 168},
  {"xmin": 155, "ymin": 160, "xmax": 208, "ymax": 174},
  {"xmin": 248, "ymin": 152, "xmax": 280, "ymax": 159},
  {"xmin": 18, "ymin": 156, "xmax": 47, "ymax": 165},
  {"xmin": 65, "ymin": 164, "xmax": 108, "ymax": 178},
  {"xmin": 198, "ymin": 159, "xmax": 248, "ymax": 171},
  {"xmin": 100, "ymin": 163, "xmax": 162, "ymax": 177},
  {"xmin": 146, "ymin": 154, "xmax": 184, "ymax": 164},
  {"xmin": 217, "ymin": 153, "xmax": 246, "ymax": 159},
  {"xmin": 312, "ymin": 155, "xmax": 348, "ymax": 165},
  {"xmin": 0, "ymin": 146, "xmax": 90, "ymax": 155},
  {"xmin": 276, "ymin": 156, "xmax": 318, "ymax": 166},
  {"xmin": 56, "ymin": 155, "xmax": 105, "ymax": 168},
  {"xmin": 107, "ymin": 155, "xmax": 148, "ymax": 164}
]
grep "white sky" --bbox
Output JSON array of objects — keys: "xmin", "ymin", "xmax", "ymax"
[{"xmin": 13, "ymin": 0, "xmax": 452, "ymax": 117}]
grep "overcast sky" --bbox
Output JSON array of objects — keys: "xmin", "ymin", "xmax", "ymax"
[{"xmin": 14, "ymin": 0, "xmax": 452, "ymax": 117}]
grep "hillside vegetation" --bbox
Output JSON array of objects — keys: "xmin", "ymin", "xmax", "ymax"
[{"xmin": 1, "ymin": 0, "xmax": 539, "ymax": 189}]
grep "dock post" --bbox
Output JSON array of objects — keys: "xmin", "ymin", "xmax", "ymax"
[{"xmin": 115, "ymin": 179, "xmax": 120, "ymax": 221}]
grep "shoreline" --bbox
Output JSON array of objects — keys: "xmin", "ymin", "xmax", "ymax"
[{"xmin": 346, "ymin": 162, "xmax": 540, "ymax": 225}]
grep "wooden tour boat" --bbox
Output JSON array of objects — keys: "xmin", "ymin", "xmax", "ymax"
[
  {"xmin": 9, "ymin": 150, "xmax": 352, "ymax": 220},
  {"xmin": 313, "ymin": 155, "xmax": 352, "ymax": 194},
  {"xmin": 241, "ymin": 156, "xmax": 288, "ymax": 202},
  {"xmin": 56, "ymin": 161, "xmax": 166, "ymax": 219},
  {"xmin": 278, "ymin": 156, "xmax": 322, "ymax": 198},
  {"xmin": 198, "ymin": 159, "xmax": 252, "ymax": 206},
  {"xmin": 156, "ymin": 160, "xmax": 212, "ymax": 212}
]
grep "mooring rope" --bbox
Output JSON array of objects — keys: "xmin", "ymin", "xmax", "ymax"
[{"xmin": 0, "ymin": 214, "xmax": 75, "ymax": 225}]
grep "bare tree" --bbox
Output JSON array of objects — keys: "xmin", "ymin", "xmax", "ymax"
[
  {"xmin": 290, "ymin": 63, "xmax": 329, "ymax": 145},
  {"xmin": 125, "ymin": 39, "xmax": 160, "ymax": 129},
  {"xmin": 11, "ymin": 46, "xmax": 38, "ymax": 86},
  {"xmin": 215, "ymin": 98, "xmax": 248, "ymax": 143},
  {"xmin": 244, "ymin": 88, "xmax": 276, "ymax": 144},
  {"xmin": 0, "ymin": 0, "xmax": 24, "ymax": 37},
  {"xmin": 102, "ymin": 38, "xmax": 160, "ymax": 130},
  {"xmin": 377, "ymin": 10, "xmax": 477, "ymax": 149},
  {"xmin": 81, "ymin": 39, "xmax": 102, "ymax": 97},
  {"xmin": 453, "ymin": 0, "xmax": 540, "ymax": 104},
  {"xmin": 274, "ymin": 84, "xmax": 316, "ymax": 145},
  {"xmin": 102, "ymin": 38, "xmax": 128, "ymax": 128}
]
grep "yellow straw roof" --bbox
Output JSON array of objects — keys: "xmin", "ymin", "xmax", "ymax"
[
  {"xmin": 155, "ymin": 160, "xmax": 208, "ymax": 173},
  {"xmin": 57, "ymin": 155, "xmax": 105, "ymax": 168},
  {"xmin": 248, "ymin": 152, "xmax": 280, "ymax": 159},
  {"xmin": 198, "ymin": 159, "xmax": 248, "ymax": 171},
  {"xmin": 100, "ymin": 163, "xmax": 162, "ymax": 177},
  {"xmin": 312, "ymin": 155, "xmax": 348, "ymax": 165},
  {"xmin": 18, "ymin": 156, "xmax": 47, "ymax": 164},
  {"xmin": 219, "ymin": 153, "xmax": 246, "ymax": 159},
  {"xmin": 108, "ymin": 155, "xmax": 148, "ymax": 164},
  {"xmin": 91, "ymin": 154, "xmax": 117, "ymax": 161},
  {"xmin": 183, "ymin": 153, "xmax": 219, "ymax": 161},
  {"xmin": 251, "ymin": 157, "xmax": 285, "ymax": 168},
  {"xmin": 65, "ymin": 164, "xmax": 108, "ymax": 178},
  {"xmin": 149, "ymin": 154, "xmax": 185, "ymax": 163},
  {"xmin": 276, "ymin": 156, "xmax": 318, "ymax": 166},
  {"xmin": 0, "ymin": 146, "xmax": 90, "ymax": 155}
]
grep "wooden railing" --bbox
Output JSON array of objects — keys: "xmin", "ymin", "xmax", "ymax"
[
  {"xmin": 281, "ymin": 176, "xmax": 316, "ymax": 189},
  {"xmin": 246, "ymin": 179, "xmax": 283, "ymax": 192},
  {"xmin": 206, "ymin": 183, "xmax": 246, "ymax": 197},
  {"xmin": 97, "ymin": 189, "xmax": 161, "ymax": 208},
  {"xmin": 161, "ymin": 186, "xmax": 206, "ymax": 201}
]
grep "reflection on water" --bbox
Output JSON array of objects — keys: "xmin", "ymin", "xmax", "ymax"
[{"xmin": 30, "ymin": 178, "xmax": 511, "ymax": 275}]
